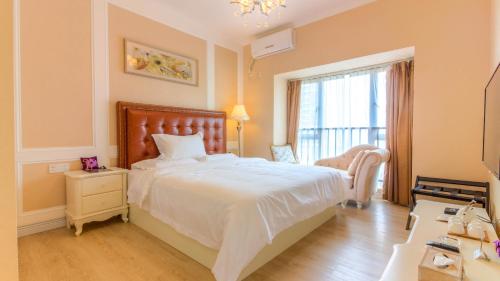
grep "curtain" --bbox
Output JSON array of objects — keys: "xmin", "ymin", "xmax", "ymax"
[
  {"xmin": 383, "ymin": 61, "xmax": 414, "ymax": 206},
  {"xmin": 287, "ymin": 80, "xmax": 302, "ymax": 153}
]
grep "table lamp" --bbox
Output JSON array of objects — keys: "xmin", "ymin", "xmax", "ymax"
[{"xmin": 231, "ymin": 104, "xmax": 250, "ymax": 156}]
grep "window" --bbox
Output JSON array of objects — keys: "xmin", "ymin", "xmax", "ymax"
[{"xmin": 297, "ymin": 67, "xmax": 387, "ymax": 166}]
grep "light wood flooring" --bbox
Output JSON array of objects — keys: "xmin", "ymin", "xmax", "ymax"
[{"xmin": 19, "ymin": 200, "xmax": 409, "ymax": 281}]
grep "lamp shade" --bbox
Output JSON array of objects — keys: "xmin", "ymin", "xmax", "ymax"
[{"xmin": 231, "ymin": 104, "xmax": 250, "ymax": 121}]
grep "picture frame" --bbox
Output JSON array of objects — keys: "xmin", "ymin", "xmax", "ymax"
[{"xmin": 124, "ymin": 39, "xmax": 198, "ymax": 86}]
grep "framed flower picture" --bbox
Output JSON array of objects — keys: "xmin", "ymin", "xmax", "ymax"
[{"xmin": 124, "ymin": 39, "xmax": 198, "ymax": 86}]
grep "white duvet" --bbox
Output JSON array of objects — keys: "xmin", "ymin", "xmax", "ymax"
[{"xmin": 128, "ymin": 155, "xmax": 350, "ymax": 281}]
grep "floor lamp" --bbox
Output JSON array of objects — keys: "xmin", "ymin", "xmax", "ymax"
[{"xmin": 230, "ymin": 104, "xmax": 250, "ymax": 157}]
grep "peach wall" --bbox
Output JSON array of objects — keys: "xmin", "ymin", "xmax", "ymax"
[
  {"xmin": 491, "ymin": 174, "xmax": 500, "ymax": 231},
  {"xmin": 215, "ymin": 45, "xmax": 238, "ymax": 142},
  {"xmin": 19, "ymin": 4, "xmax": 241, "ymax": 217},
  {"xmin": 22, "ymin": 161, "xmax": 81, "ymax": 212},
  {"xmin": 20, "ymin": 0, "xmax": 93, "ymax": 148},
  {"xmin": 0, "ymin": 0, "xmax": 19, "ymax": 279},
  {"xmin": 493, "ymin": 0, "xmax": 500, "ymax": 69},
  {"xmin": 108, "ymin": 4, "xmax": 208, "ymax": 145},
  {"xmin": 489, "ymin": 0, "xmax": 500, "ymax": 229},
  {"xmin": 244, "ymin": 0, "xmax": 491, "ymax": 185}
]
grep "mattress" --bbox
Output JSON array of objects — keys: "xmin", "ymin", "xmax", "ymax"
[{"xmin": 127, "ymin": 154, "xmax": 350, "ymax": 281}]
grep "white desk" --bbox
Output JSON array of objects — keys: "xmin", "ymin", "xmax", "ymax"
[{"xmin": 380, "ymin": 200, "xmax": 500, "ymax": 281}]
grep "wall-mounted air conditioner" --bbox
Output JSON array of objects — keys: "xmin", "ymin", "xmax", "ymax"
[{"xmin": 251, "ymin": 28, "xmax": 295, "ymax": 59}]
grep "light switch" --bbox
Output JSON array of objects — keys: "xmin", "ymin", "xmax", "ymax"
[{"xmin": 48, "ymin": 163, "xmax": 70, "ymax": 174}]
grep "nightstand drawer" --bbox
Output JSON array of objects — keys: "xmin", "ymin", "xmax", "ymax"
[
  {"xmin": 82, "ymin": 191, "xmax": 122, "ymax": 214},
  {"xmin": 82, "ymin": 174, "xmax": 122, "ymax": 196}
]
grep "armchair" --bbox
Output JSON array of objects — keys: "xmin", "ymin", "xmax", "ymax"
[{"xmin": 315, "ymin": 145, "xmax": 390, "ymax": 209}]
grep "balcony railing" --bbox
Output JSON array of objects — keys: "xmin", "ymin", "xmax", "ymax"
[{"xmin": 297, "ymin": 126, "xmax": 386, "ymax": 165}]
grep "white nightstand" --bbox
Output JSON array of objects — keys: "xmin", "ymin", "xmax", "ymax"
[{"xmin": 65, "ymin": 167, "xmax": 128, "ymax": 236}]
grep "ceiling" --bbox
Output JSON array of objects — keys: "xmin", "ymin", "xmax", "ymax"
[{"xmin": 160, "ymin": 0, "xmax": 375, "ymax": 45}]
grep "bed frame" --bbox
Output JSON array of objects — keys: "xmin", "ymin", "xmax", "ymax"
[{"xmin": 117, "ymin": 101, "xmax": 337, "ymax": 280}]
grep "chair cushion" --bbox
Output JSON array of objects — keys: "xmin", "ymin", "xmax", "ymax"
[
  {"xmin": 347, "ymin": 150, "xmax": 366, "ymax": 176},
  {"xmin": 270, "ymin": 145, "xmax": 298, "ymax": 163}
]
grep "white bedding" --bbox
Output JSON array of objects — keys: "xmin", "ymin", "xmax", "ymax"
[{"xmin": 128, "ymin": 155, "xmax": 350, "ymax": 281}]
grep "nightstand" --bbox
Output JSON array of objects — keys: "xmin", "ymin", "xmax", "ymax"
[{"xmin": 65, "ymin": 168, "xmax": 128, "ymax": 236}]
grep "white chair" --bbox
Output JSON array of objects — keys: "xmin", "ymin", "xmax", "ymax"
[{"xmin": 315, "ymin": 145, "xmax": 390, "ymax": 209}]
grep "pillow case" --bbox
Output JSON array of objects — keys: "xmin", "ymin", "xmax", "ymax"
[
  {"xmin": 131, "ymin": 157, "xmax": 198, "ymax": 170},
  {"xmin": 347, "ymin": 150, "xmax": 367, "ymax": 176},
  {"xmin": 198, "ymin": 153, "xmax": 238, "ymax": 162},
  {"xmin": 152, "ymin": 132, "xmax": 207, "ymax": 160}
]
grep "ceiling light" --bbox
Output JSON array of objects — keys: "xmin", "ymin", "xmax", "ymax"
[{"xmin": 231, "ymin": 0, "xmax": 286, "ymax": 16}]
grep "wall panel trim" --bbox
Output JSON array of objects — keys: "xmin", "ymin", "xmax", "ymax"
[
  {"xmin": 207, "ymin": 40, "xmax": 215, "ymax": 109},
  {"xmin": 14, "ymin": 0, "xmax": 98, "ymax": 153},
  {"xmin": 17, "ymin": 147, "xmax": 98, "ymax": 163},
  {"xmin": 14, "ymin": 0, "xmax": 107, "ymax": 229}
]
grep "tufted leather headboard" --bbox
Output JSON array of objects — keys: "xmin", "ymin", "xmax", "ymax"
[{"xmin": 117, "ymin": 101, "xmax": 226, "ymax": 169}]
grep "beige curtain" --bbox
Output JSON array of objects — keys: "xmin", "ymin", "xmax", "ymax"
[
  {"xmin": 286, "ymin": 80, "xmax": 302, "ymax": 153},
  {"xmin": 383, "ymin": 61, "xmax": 414, "ymax": 206}
]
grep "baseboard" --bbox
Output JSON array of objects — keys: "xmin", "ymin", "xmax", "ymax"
[
  {"xmin": 19, "ymin": 205, "xmax": 66, "ymax": 226},
  {"xmin": 18, "ymin": 205, "xmax": 66, "ymax": 237},
  {"xmin": 18, "ymin": 217, "xmax": 66, "ymax": 237}
]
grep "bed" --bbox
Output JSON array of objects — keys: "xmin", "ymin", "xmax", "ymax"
[{"xmin": 117, "ymin": 101, "xmax": 349, "ymax": 281}]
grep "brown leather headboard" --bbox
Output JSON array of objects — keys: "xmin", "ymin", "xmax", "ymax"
[{"xmin": 117, "ymin": 101, "xmax": 226, "ymax": 169}]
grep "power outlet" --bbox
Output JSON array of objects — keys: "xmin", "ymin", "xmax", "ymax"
[{"xmin": 48, "ymin": 163, "xmax": 70, "ymax": 174}]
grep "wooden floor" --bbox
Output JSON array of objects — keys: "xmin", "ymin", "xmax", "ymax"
[{"xmin": 19, "ymin": 200, "xmax": 409, "ymax": 281}]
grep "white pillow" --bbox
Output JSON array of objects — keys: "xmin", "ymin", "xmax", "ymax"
[
  {"xmin": 131, "ymin": 157, "xmax": 198, "ymax": 170},
  {"xmin": 347, "ymin": 150, "xmax": 366, "ymax": 176},
  {"xmin": 152, "ymin": 132, "xmax": 207, "ymax": 160}
]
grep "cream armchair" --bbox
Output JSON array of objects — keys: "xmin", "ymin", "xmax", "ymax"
[{"xmin": 315, "ymin": 145, "xmax": 390, "ymax": 209}]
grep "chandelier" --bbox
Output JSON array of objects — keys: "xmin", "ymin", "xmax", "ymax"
[{"xmin": 231, "ymin": 0, "xmax": 286, "ymax": 16}]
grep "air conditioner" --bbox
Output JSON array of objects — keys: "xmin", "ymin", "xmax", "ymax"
[{"xmin": 251, "ymin": 28, "xmax": 295, "ymax": 59}]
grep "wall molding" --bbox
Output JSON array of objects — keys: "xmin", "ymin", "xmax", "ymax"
[
  {"xmin": 207, "ymin": 40, "xmax": 215, "ymax": 110},
  {"xmin": 13, "ymin": 0, "xmax": 108, "ymax": 230},
  {"xmin": 16, "ymin": 147, "xmax": 98, "ymax": 163},
  {"xmin": 92, "ymin": 0, "xmax": 111, "ymax": 167},
  {"xmin": 14, "ymin": 0, "xmax": 98, "ymax": 154}
]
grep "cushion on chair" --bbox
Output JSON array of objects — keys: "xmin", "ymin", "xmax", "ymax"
[
  {"xmin": 270, "ymin": 144, "xmax": 298, "ymax": 163},
  {"xmin": 347, "ymin": 150, "xmax": 366, "ymax": 176}
]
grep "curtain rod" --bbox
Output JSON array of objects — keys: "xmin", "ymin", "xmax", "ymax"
[{"xmin": 290, "ymin": 57, "xmax": 414, "ymax": 82}]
